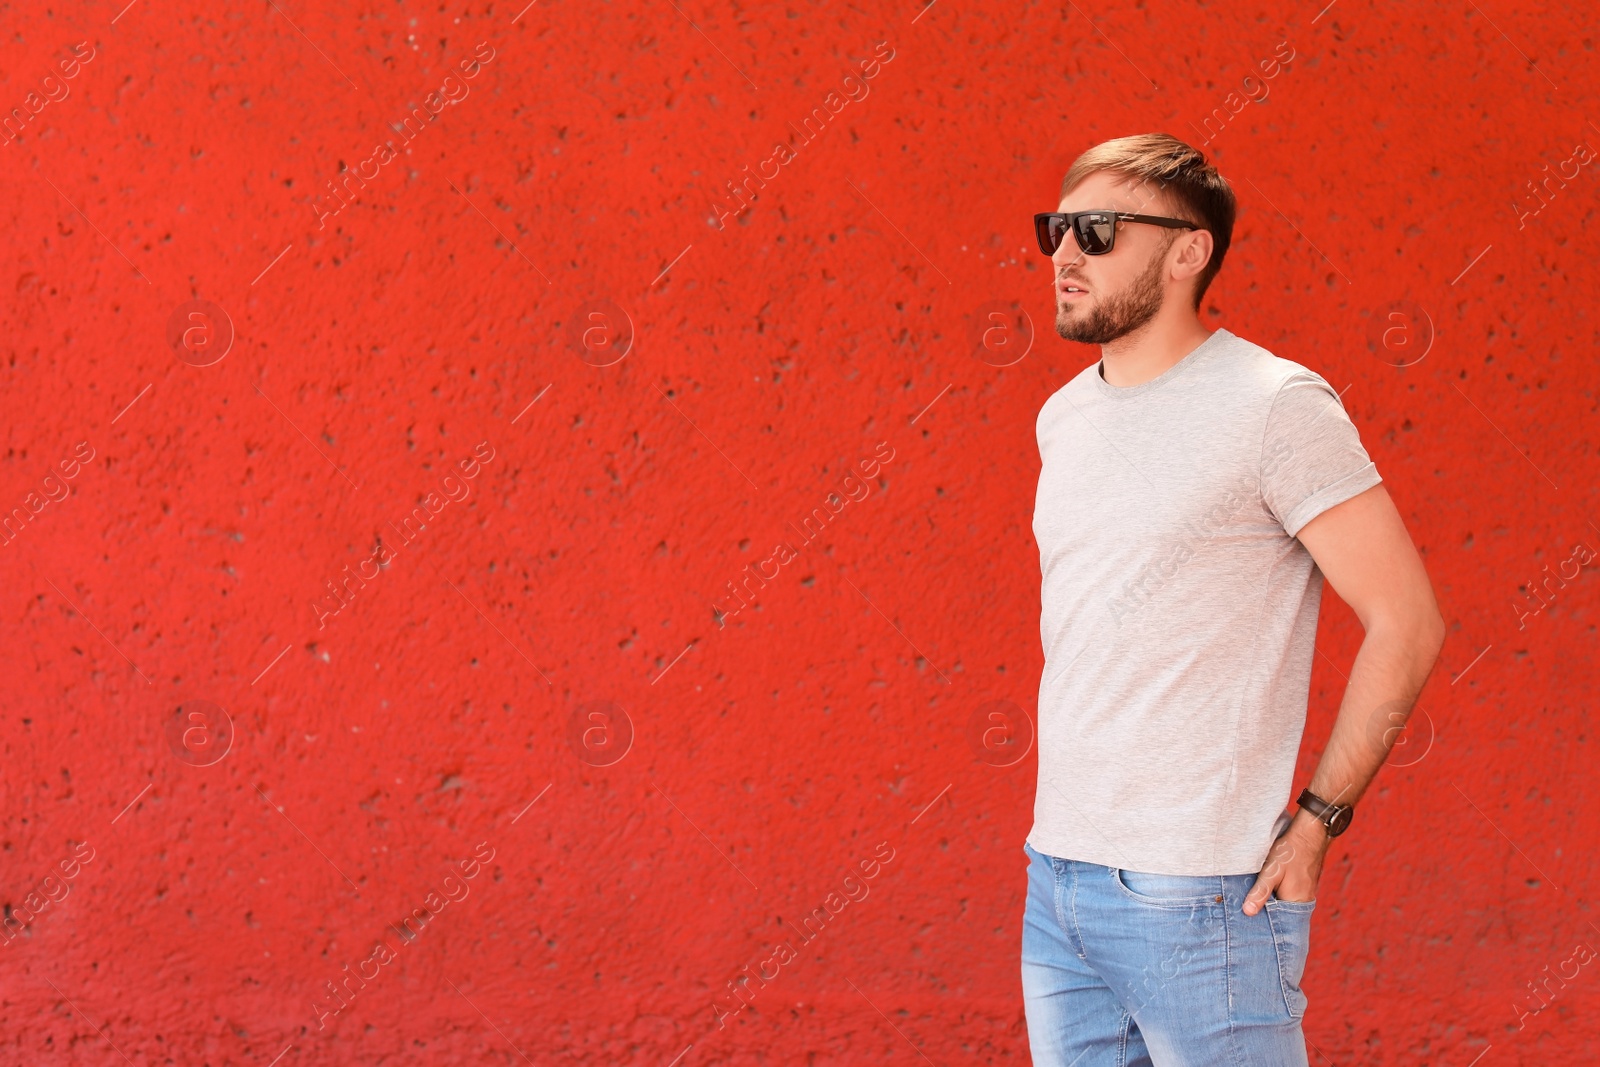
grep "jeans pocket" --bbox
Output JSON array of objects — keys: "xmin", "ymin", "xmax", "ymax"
[
  {"xmin": 1110, "ymin": 867, "xmax": 1223, "ymax": 909},
  {"xmin": 1264, "ymin": 898, "xmax": 1315, "ymax": 1019}
]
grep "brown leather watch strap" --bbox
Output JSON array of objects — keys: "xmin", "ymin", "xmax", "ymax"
[{"xmin": 1297, "ymin": 787, "xmax": 1354, "ymax": 837}]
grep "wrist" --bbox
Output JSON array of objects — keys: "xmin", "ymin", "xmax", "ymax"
[
  {"xmin": 1289, "ymin": 807, "xmax": 1334, "ymax": 848},
  {"xmin": 1295, "ymin": 786, "xmax": 1355, "ymax": 840}
]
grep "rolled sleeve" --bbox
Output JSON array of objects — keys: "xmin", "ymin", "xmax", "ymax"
[{"xmin": 1260, "ymin": 370, "xmax": 1383, "ymax": 538}]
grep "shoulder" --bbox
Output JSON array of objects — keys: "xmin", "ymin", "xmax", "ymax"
[
  {"xmin": 1035, "ymin": 360, "xmax": 1103, "ymax": 426},
  {"xmin": 1206, "ymin": 329, "xmax": 1340, "ymax": 411}
]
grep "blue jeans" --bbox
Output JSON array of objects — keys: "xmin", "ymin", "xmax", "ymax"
[{"xmin": 1021, "ymin": 841, "xmax": 1313, "ymax": 1066}]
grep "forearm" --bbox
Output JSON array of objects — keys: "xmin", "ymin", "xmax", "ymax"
[
  {"xmin": 1302, "ymin": 613, "xmax": 1446, "ymax": 816},
  {"xmin": 1248, "ymin": 484, "xmax": 1446, "ymax": 905}
]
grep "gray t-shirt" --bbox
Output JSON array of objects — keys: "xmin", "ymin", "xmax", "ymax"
[{"xmin": 1027, "ymin": 327, "xmax": 1382, "ymax": 876}]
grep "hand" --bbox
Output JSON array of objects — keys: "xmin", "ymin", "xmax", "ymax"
[{"xmin": 1242, "ymin": 810, "xmax": 1329, "ymax": 915}]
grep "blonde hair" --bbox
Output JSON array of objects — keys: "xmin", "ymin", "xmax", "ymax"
[{"xmin": 1058, "ymin": 133, "xmax": 1236, "ymax": 310}]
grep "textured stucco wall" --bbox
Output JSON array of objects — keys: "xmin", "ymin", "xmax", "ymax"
[{"xmin": 1, "ymin": 0, "xmax": 1596, "ymax": 1063}]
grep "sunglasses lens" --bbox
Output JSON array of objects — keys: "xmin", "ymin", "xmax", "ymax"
[
  {"xmin": 1036, "ymin": 215, "xmax": 1068, "ymax": 255},
  {"xmin": 1074, "ymin": 213, "xmax": 1115, "ymax": 255}
]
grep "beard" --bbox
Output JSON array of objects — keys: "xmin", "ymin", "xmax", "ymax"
[{"xmin": 1055, "ymin": 240, "xmax": 1171, "ymax": 345}]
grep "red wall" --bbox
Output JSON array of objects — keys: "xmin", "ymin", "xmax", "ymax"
[{"xmin": 2, "ymin": 0, "xmax": 1596, "ymax": 1063}]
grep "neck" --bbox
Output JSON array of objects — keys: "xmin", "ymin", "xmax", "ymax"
[{"xmin": 1098, "ymin": 312, "xmax": 1214, "ymax": 388}]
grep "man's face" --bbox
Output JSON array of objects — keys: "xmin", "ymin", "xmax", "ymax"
[{"xmin": 1051, "ymin": 171, "xmax": 1184, "ymax": 345}]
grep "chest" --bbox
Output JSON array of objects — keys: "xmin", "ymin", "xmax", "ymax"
[{"xmin": 1033, "ymin": 398, "xmax": 1271, "ymax": 554}]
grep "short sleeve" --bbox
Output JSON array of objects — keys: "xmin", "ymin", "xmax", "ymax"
[{"xmin": 1260, "ymin": 370, "xmax": 1382, "ymax": 538}]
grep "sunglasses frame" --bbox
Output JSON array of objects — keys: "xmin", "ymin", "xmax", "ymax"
[{"xmin": 1033, "ymin": 210, "xmax": 1201, "ymax": 257}]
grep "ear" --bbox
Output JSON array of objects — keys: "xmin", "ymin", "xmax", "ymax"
[{"xmin": 1173, "ymin": 228, "xmax": 1213, "ymax": 279}]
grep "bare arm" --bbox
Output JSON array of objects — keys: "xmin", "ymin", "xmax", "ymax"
[{"xmin": 1242, "ymin": 482, "xmax": 1446, "ymax": 914}]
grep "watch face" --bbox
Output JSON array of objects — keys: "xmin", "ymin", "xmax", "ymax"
[{"xmin": 1327, "ymin": 806, "xmax": 1353, "ymax": 836}]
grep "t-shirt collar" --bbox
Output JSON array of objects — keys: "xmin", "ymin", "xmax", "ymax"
[{"xmin": 1091, "ymin": 328, "xmax": 1231, "ymax": 399}]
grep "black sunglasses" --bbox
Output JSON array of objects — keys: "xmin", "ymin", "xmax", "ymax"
[{"xmin": 1033, "ymin": 210, "xmax": 1200, "ymax": 257}]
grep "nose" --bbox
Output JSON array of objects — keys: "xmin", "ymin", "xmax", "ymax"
[{"xmin": 1052, "ymin": 233, "xmax": 1085, "ymax": 270}]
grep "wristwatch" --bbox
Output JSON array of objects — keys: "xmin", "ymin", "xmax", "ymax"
[{"xmin": 1296, "ymin": 787, "xmax": 1354, "ymax": 838}]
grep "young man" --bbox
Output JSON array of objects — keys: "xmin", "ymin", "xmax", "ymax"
[{"xmin": 1021, "ymin": 133, "xmax": 1446, "ymax": 1065}]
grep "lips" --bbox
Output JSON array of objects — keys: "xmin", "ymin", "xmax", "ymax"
[{"xmin": 1059, "ymin": 282, "xmax": 1089, "ymax": 299}]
